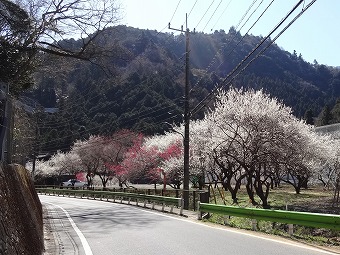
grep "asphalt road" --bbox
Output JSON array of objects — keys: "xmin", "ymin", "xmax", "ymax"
[{"xmin": 39, "ymin": 195, "xmax": 338, "ymax": 255}]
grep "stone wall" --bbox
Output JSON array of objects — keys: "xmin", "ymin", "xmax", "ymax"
[{"xmin": 0, "ymin": 164, "xmax": 44, "ymax": 255}]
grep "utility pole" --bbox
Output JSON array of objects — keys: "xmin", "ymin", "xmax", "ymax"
[
  {"xmin": 0, "ymin": 82, "xmax": 13, "ymax": 164},
  {"xmin": 169, "ymin": 14, "xmax": 193, "ymax": 210}
]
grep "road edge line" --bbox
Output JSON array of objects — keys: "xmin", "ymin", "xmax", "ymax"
[{"xmin": 44, "ymin": 202, "xmax": 93, "ymax": 255}]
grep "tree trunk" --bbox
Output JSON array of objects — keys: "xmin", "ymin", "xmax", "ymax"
[
  {"xmin": 254, "ymin": 180, "xmax": 271, "ymax": 208},
  {"xmin": 294, "ymin": 185, "xmax": 301, "ymax": 194},
  {"xmin": 246, "ymin": 175, "xmax": 257, "ymax": 206}
]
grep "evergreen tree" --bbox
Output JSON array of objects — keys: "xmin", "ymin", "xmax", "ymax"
[
  {"xmin": 319, "ymin": 105, "xmax": 333, "ymax": 126},
  {"xmin": 304, "ymin": 109, "xmax": 314, "ymax": 125},
  {"xmin": 331, "ymin": 98, "xmax": 340, "ymax": 124}
]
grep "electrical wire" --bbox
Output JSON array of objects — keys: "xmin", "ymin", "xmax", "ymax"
[
  {"xmin": 35, "ymin": 106, "xmax": 185, "ymax": 152},
  {"xmin": 189, "ymin": 0, "xmax": 274, "ymax": 95},
  {"xmin": 208, "ymin": 0, "xmax": 274, "ymax": 75},
  {"xmin": 210, "ymin": 0, "xmax": 233, "ymax": 32},
  {"xmin": 187, "ymin": 0, "xmax": 198, "ymax": 18},
  {"xmin": 169, "ymin": 0, "xmax": 182, "ymax": 24},
  {"xmin": 42, "ymin": 0, "xmax": 266, "ymax": 133},
  {"xmin": 195, "ymin": 1, "xmax": 215, "ymax": 30},
  {"xmin": 202, "ymin": 0, "xmax": 222, "ymax": 32},
  {"xmin": 234, "ymin": 0, "xmax": 259, "ymax": 31},
  {"xmin": 191, "ymin": 0, "xmax": 314, "ymax": 117},
  {"xmin": 35, "ymin": 56, "xmax": 186, "ymax": 128},
  {"xmin": 238, "ymin": 0, "xmax": 264, "ymax": 33}
]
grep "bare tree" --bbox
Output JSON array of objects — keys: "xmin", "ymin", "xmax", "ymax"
[
  {"xmin": 1, "ymin": 0, "xmax": 122, "ymax": 92},
  {"xmin": 18, "ymin": 0, "xmax": 121, "ymax": 57}
]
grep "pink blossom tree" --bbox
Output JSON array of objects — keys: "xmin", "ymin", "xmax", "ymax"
[
  {"xmin": 122, "ymin": 143, "xmax": 162, "ymax": 188},
  {"xmin": 144, "ymin": 133, "xmax": 183, "ymax": 189},
  {"xmin": 103, "ymin": 130, "xmax": 143, "ymax": 188}
]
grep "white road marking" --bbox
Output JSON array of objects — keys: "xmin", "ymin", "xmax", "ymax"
[{"xmin": 44, "ymin": 201, "xmax": 93, "ymax": 255}]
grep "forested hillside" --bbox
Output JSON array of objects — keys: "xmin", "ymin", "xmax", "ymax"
[{"xmin": 23, "ymin": 25, "xmax": 340, "ymax": 153}]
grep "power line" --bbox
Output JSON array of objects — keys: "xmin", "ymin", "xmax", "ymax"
[
  {"xmin": 34, "ymin": 11, "xmax": 187, "ymax": 135},
  {"xmin": 208, "ymin": 0, "xmax": 274, "ymax": 75},
  {"xmin": 189, "ymin": 0, "xmax": 274, "ymax": 95},
  {"xmin": 187, "ymin": 0, "xmax": 198, "ymax": 18},
  {"xmin": 191, "ymin": 0, "xmax": 308, "ymax": 116},
  {"xmin": 36, "ymin": 1, "xmax": 316, "ymax": 154},
  {"xmin": 36, "ymin": 106, "xmax": 184, "ymax": 152},
  {"xmin": 169, "ymin": 0, "xmax": 182, "ymax": 24},
  {"xmin": 181, "ymin": 0, "xmax": 199, "ymax": 28},
  {"xmin": 210, "ymin": 0, "xmax": 233, "ymax": 32},
  {"xmin": 195, "ymin": 1, "xmax": 215, "ymax": 30},
  {"xmin": 202, "ymin": 0, "xmax": 222, "ymax": 32},
  {"xmin": 37, "ymin": 72, "xmax": 186, "ymax": 130},
  {"xmin": 235, "ymin": 0, "xmax": 259, "ymax": 31},
  {"xmin": 237, "ymin": 0, "xmax": 264, "ymax": 33},
  {"xmin": 219, "ymin": 0, "xmax": 318, "ymax": 95}
]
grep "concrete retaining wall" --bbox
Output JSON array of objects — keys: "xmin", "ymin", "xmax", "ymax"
[{"xmin": 0, "ymin": 164, "xmax": 44, "ymax": 255}]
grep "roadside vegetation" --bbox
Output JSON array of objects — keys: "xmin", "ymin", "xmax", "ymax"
[{"xmin": 205, "ymin": 185, "xmax": 339, "ymax": 249}]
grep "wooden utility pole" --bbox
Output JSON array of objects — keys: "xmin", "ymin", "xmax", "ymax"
[{"xmin": 169, "ymin": 14, "xmax": 193, "ymax": 210}]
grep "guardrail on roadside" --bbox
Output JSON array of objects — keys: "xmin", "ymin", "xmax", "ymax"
[
  {"xmin": 197, "ymin": 202, "xmax": 340, "ymax": 233},
  {"xmin": 35, "ymin": 185, "xmax": 208, "ymax": 211},
  {"xmin": 36, "ymin": 188, "xmax": 184, "ymax": 215}
]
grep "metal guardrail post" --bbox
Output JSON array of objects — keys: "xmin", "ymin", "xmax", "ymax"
[
  {"xmin": 197, "ymin": 202, "xmax": 201, "ymax": 220},
  {"xmin": 179, "ymin": 198, "xmax": 184, "ymax": 216},
  {"xmin": 288, "ymin": 224, "xmax": 294, "ymax": 235},
  {"xmin": 223, "ymin": 216, "xmax": 230, "ymax": 226},
  {"xmin": 251, "ymin": 219, "xmax": 257, "ymax": 231}
]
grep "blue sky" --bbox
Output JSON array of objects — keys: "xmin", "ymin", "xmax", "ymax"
[{"xmin": 120, "ymin": 0, "xmax": 340, "ymax": 67}]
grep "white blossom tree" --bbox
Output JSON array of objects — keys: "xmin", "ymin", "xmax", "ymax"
[
  {"xmin": 49, "ymin": 150, "xmax": 82, "ymax": 176},
  {"xmin": 189, "ymin": 120, "xmax": 216, "ymax": 189},
  {"xmin": 199, "ymin": 87, "xmax": 331, "ymax": 207},
  {"xmin": 27, "ymin": 150, "xmax": 81, "ymax": 184},
  {"xmin": 315, "ymin": 133, "xmax": 340, "ymax": 204},
  {"xmin": 72, "ymin": 135, "xmax": 103, "ymax": 188}
]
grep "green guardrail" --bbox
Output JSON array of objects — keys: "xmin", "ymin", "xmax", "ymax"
[
  {"xmin": 36, "ymin": 188, "xmax": 184, "ymax": 215},
  {"xmin": 198, "ymin": 203, "xmax": 340, "ymax": 231}
]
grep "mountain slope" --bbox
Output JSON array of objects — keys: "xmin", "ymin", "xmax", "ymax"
[{"xmin": 24, "ymin": 25, "xmax": 340, "ymax": 152}]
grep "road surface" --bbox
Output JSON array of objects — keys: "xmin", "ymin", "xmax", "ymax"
[{"xmin": 39, "ymin": 195, "xmax": 338, "ymax": 255}]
